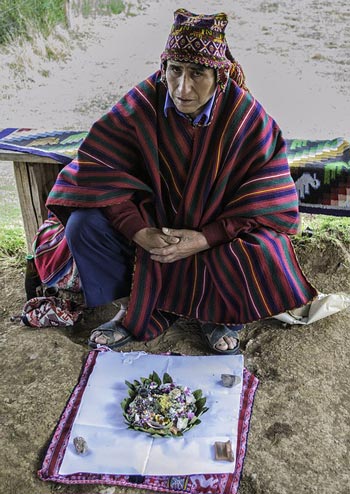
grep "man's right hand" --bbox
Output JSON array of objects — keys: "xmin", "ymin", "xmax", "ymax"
[{"xmin": 132, "ymin": 227, "xmax": 180, "ymax": 252}]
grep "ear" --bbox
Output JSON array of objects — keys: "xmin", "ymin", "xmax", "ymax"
[{"xmin": 161, "ymin": 61, "xmax": 168, "ymax": 86}]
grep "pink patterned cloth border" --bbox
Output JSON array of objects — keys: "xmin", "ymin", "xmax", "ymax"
[{"xmin": 38, "ymin": 349, "xmax": 259, "ymax": 494}]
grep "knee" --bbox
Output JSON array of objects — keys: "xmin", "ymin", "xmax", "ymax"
[{"xmin": 65, "ymin": 208, "xmax": 106, "ymax": 246}]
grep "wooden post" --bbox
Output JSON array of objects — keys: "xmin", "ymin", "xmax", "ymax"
[
  {"xmin": 13, "ymin": 160, "xmax": 62, "ymax": 251},
  {"xmin": 13, "ymin": 161, "xmax": 62, "ymax": 252},
  {"xmin": 0, "ymin": 151, "xmax": 65, "ymax": 252}
]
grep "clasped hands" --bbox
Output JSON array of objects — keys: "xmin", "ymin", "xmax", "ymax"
[{"xmin": 132, "ymin": 227, "xmax": 210, "ymax": 263}]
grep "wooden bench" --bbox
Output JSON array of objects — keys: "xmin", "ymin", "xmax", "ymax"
[{"xmin": 1, "ymin": 131, "xmax": 350, "ymax": 251}]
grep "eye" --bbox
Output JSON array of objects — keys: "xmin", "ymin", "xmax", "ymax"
[{"xmin": 170, "ymin": 65, "xmax": 181, "ymax": 74}]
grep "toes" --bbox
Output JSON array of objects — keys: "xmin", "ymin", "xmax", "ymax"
[
  {"xmin": 215, "ymin": 341, "xmax": 226, "ymax": 350},
  {"xmin": 94, "ymin": 332, "xmax": 108, "ymax": 345},
  {"xmin": 215, "ymin": 337, "xmax": 229, "ymax": 351},
  {"xmin": 92, "ymin": 329, "xmax": 124, "ymax": 345},
  {"xmin": 226, "ymin": 336, "xmax": 238, "ymax": 350},
  {"xmin": 90, "ymin": 330, "xmax": 102, "ymax": 342},
  {"xmin": 215, "ymin": 336, "xmax": 238, "ymax": 351}
]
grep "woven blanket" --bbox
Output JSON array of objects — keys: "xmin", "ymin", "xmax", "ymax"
[
  {"xmin": 1, "ymin": 128, "xmax": 349, "ymax": 216},
  {"xmin": 38, "ymin": 350, "xmax": 258, "ymax": 493}
]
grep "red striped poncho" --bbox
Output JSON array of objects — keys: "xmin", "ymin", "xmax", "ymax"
[{"xmin": 47, "ymin": 71, "xmax": 317, "ymax": 340}]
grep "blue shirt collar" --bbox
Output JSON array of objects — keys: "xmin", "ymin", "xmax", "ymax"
[{"xmin": 164, "ymin": 90, "xmax": 216, "ymax": 125}]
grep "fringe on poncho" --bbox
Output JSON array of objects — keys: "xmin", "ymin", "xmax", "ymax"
[{"xmin": 47, "ymin": 71, "xmax": 317, "ymax": 340}]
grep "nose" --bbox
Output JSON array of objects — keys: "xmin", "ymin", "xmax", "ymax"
[{"xmin": 177, "ymin": 73, "xmax": 192, "ymax": 96}]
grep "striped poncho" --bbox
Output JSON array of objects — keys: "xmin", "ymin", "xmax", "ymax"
[{"xmin": 47, "ymin": 71, "xmax": 317, "ymax": 340}]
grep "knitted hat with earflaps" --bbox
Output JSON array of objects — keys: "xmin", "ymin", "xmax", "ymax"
[{"xmin": 160, "ymin": 8, "xmax": 248, "ymax": 91}]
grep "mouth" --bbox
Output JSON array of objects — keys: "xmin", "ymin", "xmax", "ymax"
[{"xmin": 176, "ymin": 97, "xmax": 193, "ymax": 104}]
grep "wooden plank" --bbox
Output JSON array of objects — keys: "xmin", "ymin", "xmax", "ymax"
[
  {"xmin": 0, "ymin": 151, "xmax": 59, "ymax": 164},
  {"xmin": 13, "ymin": 161, "xmax": 62, "ymax": 251}
]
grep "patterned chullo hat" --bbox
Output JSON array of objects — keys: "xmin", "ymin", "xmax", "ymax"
[{"xmin": 161, "ymin": 8, "xmax": 247, "ymax": 91}]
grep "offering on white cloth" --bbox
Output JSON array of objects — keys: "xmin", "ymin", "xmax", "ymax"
[
  {"xmin": 59, "ymin": 351, "xmax": 244, "ymax": 476},
  {"xmin": 122, "ymin": 371, "xmax": 209, "ymax": 436}
]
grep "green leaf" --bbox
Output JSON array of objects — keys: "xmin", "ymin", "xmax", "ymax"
[
  {"xmin": 125, "ymin": 380, "xmax": 135, "ymax": 390},
  {"xmin": 189, "ymin": 416, "xmax": 199, "ymax": 425},
  {"xmin": 120, "ymin": 397, "xmax": 129, "ymax": 410},
  {"xmin": 196, "ymin": 397, "xmax": 207, "ymax": 412},
  {"xmin": 193, "ymin": 389, "xmax": 203, "ymax": 400},
  {"xmin": 162, "ymin": 372, "xmax": 173, "ymax": 384},
  {"xmin": 147, "ymin": 427, "xmax": 159, "ymax": 434},
  {"xmin": 151, "ymin": 371, "xmax": 161, "ymax": 386}
]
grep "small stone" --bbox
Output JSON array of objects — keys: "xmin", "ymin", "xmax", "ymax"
[
  {"xmin": 214, "ymin": 440, "xmax": 234, "ymax": 462},
  {"xmin": 73, "ymin": 436, "xmax": 89, "ymax": 456},
  {"xmin": 221, "ymin": 374, "xmax": 241, "ymax": 387}
]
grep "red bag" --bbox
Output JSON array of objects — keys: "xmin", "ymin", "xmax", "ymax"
[{"xmin": 21, "ymin": 296, "xmax": 83, "ymax": 328}]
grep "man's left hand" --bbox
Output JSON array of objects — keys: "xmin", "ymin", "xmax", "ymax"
[{"xmin": 149, "ymin": 227, "xmax": 210, "ymax": 263}]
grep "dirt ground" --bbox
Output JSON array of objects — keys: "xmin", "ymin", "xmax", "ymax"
[{"xmin": 0, "ymin": 1, "xmax": 349, "ymax": 493}]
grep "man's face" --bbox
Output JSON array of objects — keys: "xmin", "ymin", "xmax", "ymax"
[{"xmin": 165, "ymin": 60, "xmax": 216, "ymax": 118}]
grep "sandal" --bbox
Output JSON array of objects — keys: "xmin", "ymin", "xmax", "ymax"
[
  {"xmin": 88, "ymin": 320, "xmax": 134, "ymax": 349},
  {"xmin": 200, "ymin": 323, "xmax": 242, "ymax": 355}
]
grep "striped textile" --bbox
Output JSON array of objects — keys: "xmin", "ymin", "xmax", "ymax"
[
  {"xmin": 47, "ymin": 71, "xmax": 317, "ymax": 340},
  {"xmin": 33, "ymin": 215, "xmax": 81, "ymax": 292}
]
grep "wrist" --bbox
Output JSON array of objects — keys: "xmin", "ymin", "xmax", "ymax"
[
  {"xmin": 197, "ymin": 231, "xmax": 210, "ymax": 251},
  {"xmin": 132, "ymin": 227, "xmax": 148, "ymax": 244}
]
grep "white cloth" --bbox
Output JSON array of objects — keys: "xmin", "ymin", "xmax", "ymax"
[
  {"xmin": 274, "ymin": 292, "xmax": 350, "ymax": 325},
  {"xmin": 59, "ymin": 351, "xmax": 244, "ymax": 476}
]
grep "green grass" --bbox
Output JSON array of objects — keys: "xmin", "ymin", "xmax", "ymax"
[
  {"xmin": 297, "ymin": 213, "xmax": 350, "ymax": 244},
  {"xmin": 0, "ymin": 225, "xmax": 26, "ymax": 266},
  {"xmin": 0, "ymin": 177, "xmax": 26, "ymax": 263},
  {"xmin": 80, "ymin": 0, "xmax": 125, "ymax": 16},
  {"xmin": 0, "ymin": 0, "xmax": 126, "ymax": 46},
  {"xmin": 0, "ymin": 0, "xmax": 67, "ymax": 44}
]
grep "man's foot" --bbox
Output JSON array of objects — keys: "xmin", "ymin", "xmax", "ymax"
[
  {"xmin": 200, "ymin": 323, "xmax": 242, "ymax": 355},
  {"xmin": 111, "ymin": 297, "xmax": 129, "ymax": 321},
  {"xmin": 88, "ymin": 320, "xmax": 133, "ymax": 349}
]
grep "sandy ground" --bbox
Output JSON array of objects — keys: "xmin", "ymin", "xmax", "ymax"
[{"xmin": 0, "ymin": 1, "xmax": 350, "ymax": 493}]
